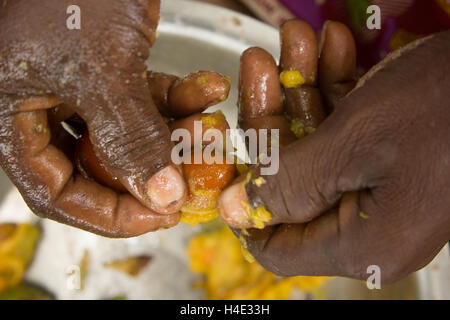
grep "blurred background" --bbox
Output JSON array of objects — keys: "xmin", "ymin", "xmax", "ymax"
[{"xmin": 0, "ymin": 0, "xmax": 449, "ymax": 300}]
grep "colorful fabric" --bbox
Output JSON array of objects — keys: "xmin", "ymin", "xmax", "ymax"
[{"xmin": 240, "ymin": 0, "xmax": 450, "ymax": 68}]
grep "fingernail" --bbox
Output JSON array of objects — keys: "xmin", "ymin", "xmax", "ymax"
[
  {"xmin": 146, "ymin": 165, "xmax": 187, "ymax": 214},
  {"xmin": 218, "ymin": 182, "xmax": 252, "ymax": 228}
]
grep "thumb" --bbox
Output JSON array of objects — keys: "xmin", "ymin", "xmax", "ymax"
[
  {"xmin": 50, "ymin": 0, "xmax": 187, "ymax": 215},
  {"xmin": 218, "ymin": 92, "xmax": 387, "ymax": 228},
  {"xmin": 76, "ymin": 76, "xmax": 187, "ymax": 215}
]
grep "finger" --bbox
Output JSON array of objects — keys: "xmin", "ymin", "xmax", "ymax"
[
  {"xmin": 280, "ymin": 19, "xmax": 326, "ymax": 129},
  {"xmin": 55, "ymin": 179, "xmax": 179, "ymax": 237},
  {"xmin": 0, "ymin": 96, "xmax": 179, "ymax": 237},
  {"xmin": 169, "ymin": 71, "xmax": 231, "ymax": 118},
  {"xmin": 239, "ymin": 47, "xmax": 284, "ymax": 121},
  {"xmin": 146, "ymin": 72, "xmax": 179, "ymax": 117},
  {"xmin": 220, "ymin": 22, "xmax": 334, "ymax": 229},
  {"xmin": 148, "ymin": 71, "xmax": 231, "ymax": 118},
  {"xmin": 78, "ymin": 72, "xmax": 186, "ymax": 215},
  {"xmin": 239, "ymin": 47, "xmax": 295, "ymax": 147},
  {"xmin": 319, "ymin": 21, "xmax": 357, "ymax": 112},
  {"xmin": 280, "ymin": 20, "xmax": 318, "ymax": 85},
  {"xmin": 242, "ymin": 116, "xmax": 297, "ymax": 146}
]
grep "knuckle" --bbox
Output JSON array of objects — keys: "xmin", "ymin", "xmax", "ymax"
[
  {"xmin": 91, "ymin": 119, "xmax": 171, "ymax": 178},
  {"xmin": 255, "ymin": 252, "xmax": 292, "ymax": 276},
  {"xmin": 333, "ymin": 106, "xmax": 392, "ymax": 189},
  {"xmin": 24, "ymin": 193, "xmax": 52, "ymax": 219}
]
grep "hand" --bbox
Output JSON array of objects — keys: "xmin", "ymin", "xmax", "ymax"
[
  {"xmin": 0, "ymin": 0, "xmax": 229, "ymax": 237},
  {"xmin": 218, "ymin": 19, "xmax": 450, "ymax": 283}
]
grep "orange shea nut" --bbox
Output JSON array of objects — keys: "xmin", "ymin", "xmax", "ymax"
[
  {"xmin": 183, "ymin": 153, "xmax": 236, "ymax": 192},
  {"xmin": 181, "ymin": 152, "xmax": 236, "ymax": 225},
  {"xmin": 75, "ymin": 131, "xmax": 127, "ymax": 193}
]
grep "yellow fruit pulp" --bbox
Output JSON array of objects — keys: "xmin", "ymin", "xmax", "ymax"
[
  {"xmin": 188, "ymin": 226, "xmax": 329, "ymax": 300},
  {"xmin": 0, "ymin": 224, "xmax": 40, "ymax": 292},
  {"xmin": 280, "ymin": 70, "xmax": 305, "ymax": 89}
]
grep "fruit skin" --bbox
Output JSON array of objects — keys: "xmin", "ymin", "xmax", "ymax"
[
  {"xmin": 183, "ymin": 153, "xmax": 236, "ymax": 192},
  {"xmin": 75, "ymin": 131, "xmax": 127, "ymax": 193},
  {"xmin": 169, "ymin": 110, "xmax": 229, "ymax": 147},
  {"xmin": 180, "ymin": 152, "xmax": 236, "ymax": 225}
]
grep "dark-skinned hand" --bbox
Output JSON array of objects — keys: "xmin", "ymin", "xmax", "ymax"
[
  {"xmin": 0, "ymin": 0, "xmax": 230, "ymax": 237},
  {"xmin": 219, "ymin": 20, "xmax": 450, "ymax": 284}
]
